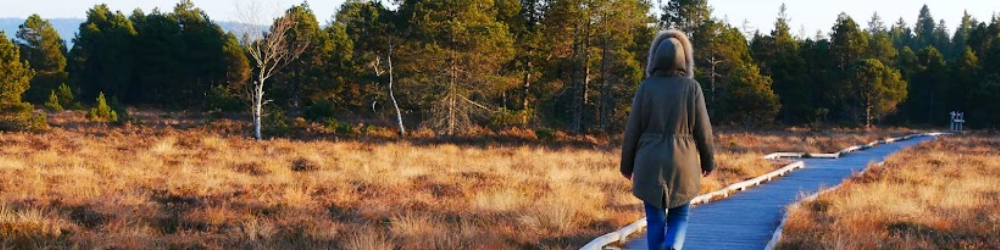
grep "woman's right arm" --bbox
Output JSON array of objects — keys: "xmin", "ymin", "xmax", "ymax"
[{"xmin": 621, "ymin": 83, "xmax": 646, "ymax": 178}]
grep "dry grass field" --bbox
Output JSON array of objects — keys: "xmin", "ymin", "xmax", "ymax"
[
  {"xmin": 777, "ymin": 134, "xmax": 1000, "ymax": 250},
  {"xmin": 0, "ymin": 110, "xmax": 917, "ymax": 249}
]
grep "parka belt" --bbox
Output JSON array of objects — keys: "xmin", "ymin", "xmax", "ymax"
[{"xmin": 640, "ymin": 133, "xmax": 693, "ymax": 140}]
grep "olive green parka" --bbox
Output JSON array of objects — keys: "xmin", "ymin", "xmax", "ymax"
[{"xmin": 620, "ymin": 30, "xmax": 715, "ymax": 209}]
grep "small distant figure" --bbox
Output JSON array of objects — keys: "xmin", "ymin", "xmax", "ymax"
[
  {"xmin": 620, "ymin": 29, "xmax": 714, "ymax": 250},
  {"xmin": 950, "ymin": 111, "xmax": 965, "ymax": 132}
]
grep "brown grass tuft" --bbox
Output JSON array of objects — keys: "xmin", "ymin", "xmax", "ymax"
[{"xmin": 346, "ymin": 226, "xmax": 395, "ymax": 250}]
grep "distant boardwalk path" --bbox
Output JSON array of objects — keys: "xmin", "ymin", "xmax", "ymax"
[{"xmin": 621, "ymin": 136, "xmax": 936, "ymax": 250}]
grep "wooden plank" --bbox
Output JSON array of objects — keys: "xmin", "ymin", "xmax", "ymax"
[
  {"xmin": 763, "ymin": 152, "xmax": 804, "ymax": 160},
  {"xmin": 807, "ymin": 153, "xmax": 840, "ymax": 158}
]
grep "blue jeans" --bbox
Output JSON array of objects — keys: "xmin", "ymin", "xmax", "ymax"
[{"xmin": 644, "ymin": 201, "xmax": 690, "ymax": 250}]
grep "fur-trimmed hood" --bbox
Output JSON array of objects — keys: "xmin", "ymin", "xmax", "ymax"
[{"xmin": 646, "ymin": 29, "xmax": 694, "ymax": 78}]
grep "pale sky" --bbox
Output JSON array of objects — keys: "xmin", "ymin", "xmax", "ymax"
[{"xmin": 2, "ymin": 0, "xmax": 999, "ymax": 36}]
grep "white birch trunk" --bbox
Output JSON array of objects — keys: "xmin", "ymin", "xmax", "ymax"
[
  {"xmin": 253, "ymin": 80, "xmax": 265, "ymax": 140},
  {"xmin": 387, "ymin": 43, "xmax": 405, "ymax": 137}
]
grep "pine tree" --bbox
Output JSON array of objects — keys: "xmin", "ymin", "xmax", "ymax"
[
  {"xmin": 904, "ymin": 47, "xmax": 948, "ymax": 124},
  {"xmin": 129, "ymin": 8, "xmax": 182, "ymax": 104},
  {"xmin": 800, "ymin": 37, "xmax": 836, "ymax": 124},
  {"xmin": 395, "ymin": 0, "xmax": 515, "ymax": 135},
  {"xmin": 867, "ymin": 13, "xmax": 897, "ymax": 65},
  {"xmin": 914, "ymin": 4, "xmax": 937, "ymax": 50},
  {"xmin": 847, "ymin": 59, "xmax": 907, "ymax": 127},
  {"xmin": 980, "ymin": 18, "xmax": 1000, "ymax": 73},
  {"xmin": 0, "ymin": 31, "xmax": 35, "ymax": 104},
  {"xmin": 932, "ymin": 20, "xmax": 952, "ymax": 55},
  {"xmin": 68, "ymin": 4, "xmax": 136, "ymax": 102},
  {"xmin": 828, "ymin": 13, "xmax": 870, "ymax": 122},
  {"xmin": 970, "ymin": 19, "xmax": 1000, "ymax": 127},
  {"xmin": 124, "ymin": 1, "xmax": 250, "ymax": 107},
  {"xmin": 539, "ymin": 0, "xmax": 596, "ymax": 133},
  {"xmin": 173, "ymin": 0, "xmax": 238, "ymax": 106},
  {"xmin": 336, "ymin": 0, "xmax": 397, "ymax": 113},
  {"xmin": 221, "ymin": 32, "xmax": 250, "ymax": 90},
  {"xmin": 951, "ymin": 46, "xmax": 979, "ymax": 112},
  {"xmin": 1, "ymin": 32, "xmax": 43, "ymax": 131},
  {"xmin": 271, "ymin": 3, "xmax": 324, "ymax": 116},
  {"xmin": 16, "ymin": 15, "xmax": 66, "ymax": 75},
  {"xmin": 895, "ymin": 46, "xmax": 920, "ymax": 79},
  {"xmin": 15, "ymin": 14, "xmax": 68, "ymax": 104},
  {"xmin": 320, "ymin": 23, "xmax": 357, "ymax": 110},
  {"xmin": 660, "ymin": 0, "xmax": 711, "ymax": 34},
  {"xmin": 87, "ymin": 92, "xmax": 118, "ymax": 122},
  {"xmin": 966, "ymin": 19, "xmax": 992, "ymax": 59},
  {"xmin": 724, "ymin": 62, "xmax": 781, "ymax": 126},
  {"xmin": 753, "ymin": 3, "xmax": 810, "ymax": 123},
  {"xmin": 952, "ymin": 11, "xmax": 975, "ymax": 58},
  {"xmin": 713, "ymin": 25, "xmax": 781, "ymax": 125},
  {"xmin": 496, "ymin": 0, "xmax": 542, "ymax": 124},
  {"xmin": 890, "ymin": 18, "xmax": 914, "ymax": 50},
  {"xmin": 204, "ymin": 31, "xmax": 250, "ymax": 113},
  {"xmin": 44, "ymin": 90, "xmax": 63, "ymax": 111},
  {"xmin": 660, "ymin": 1, "xmax": 781, "ymax": 125},
  {"xmin": 830, "ymin": 13, "xmax": 869, "ymax": 72},
  {"xmin": 55, "ymin": 83, "xmax": 74, "ymax": 109},
  {"xmin": 591, "ymin": 0, "xmax": 650, "ymax": 130},
  {"xmin": 970, "ymin": 74, "xmax": 1000, "ymax": 128},
  {"xmin": 271, "ymin": 3, "xmax": 354, "ymax": 118}
]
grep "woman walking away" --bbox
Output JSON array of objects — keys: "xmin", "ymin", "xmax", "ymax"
[{"xmin": 620, "ymin": 29, "xmax": 715, "ymax": 250}]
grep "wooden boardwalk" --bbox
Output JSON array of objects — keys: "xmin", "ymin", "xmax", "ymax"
[{"xmin": 621, "ymin": 136, "xmax": 935, "ymax": 250}]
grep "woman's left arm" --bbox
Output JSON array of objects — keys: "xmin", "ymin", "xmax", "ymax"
[{"xmin": 693, "ymin": 84, "xmax": 715, "ymax": 174}]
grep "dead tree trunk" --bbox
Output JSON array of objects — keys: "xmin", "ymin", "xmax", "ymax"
[{"xmin": 707, "ymin": 54, "xmax": 724, "ymax": 118}]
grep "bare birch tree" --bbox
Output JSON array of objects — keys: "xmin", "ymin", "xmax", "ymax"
[
  {"xmin": 371, "ymin": 37, "xmax": 406, "ymax": 137},
  {"xmin": 236, "ymin": 1, "xmax": 308, "ymax": 140}
]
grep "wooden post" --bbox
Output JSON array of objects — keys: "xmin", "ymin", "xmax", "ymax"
[
  {"xmin": 950, "ymin": 111, "xmax": 956, "ymax": 132},
  {"xmin": 957, "ymin": 112, "xmax": 965, "ymax": 132}
]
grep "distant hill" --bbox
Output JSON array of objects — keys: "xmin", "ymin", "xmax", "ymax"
[{"xmin": 1, "ymin": 17, "xmax": 261, "ymax": 48}]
